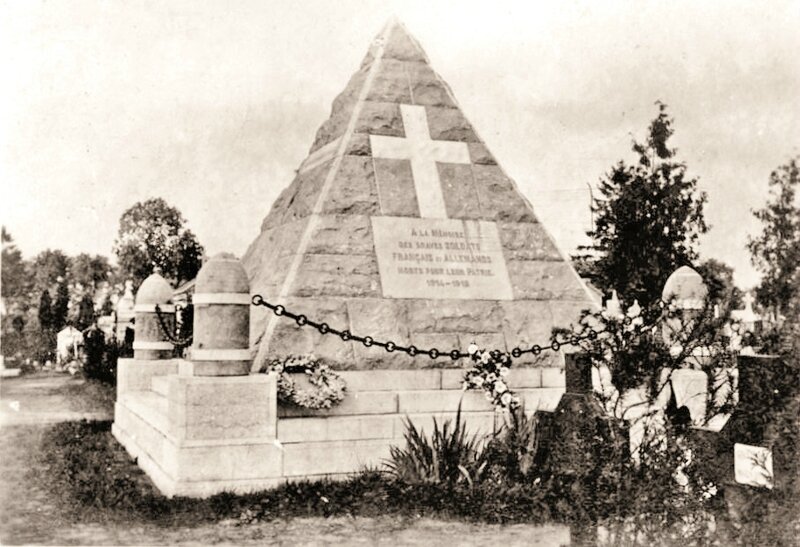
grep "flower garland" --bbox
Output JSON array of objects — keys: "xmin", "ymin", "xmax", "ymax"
[
  {"xmin": 462, "ymin": 344, "xmax": 520, "ymax": 410},
  {"xmin": 268, "ymin": 355, "xmax": 347, "ymax": 410}
]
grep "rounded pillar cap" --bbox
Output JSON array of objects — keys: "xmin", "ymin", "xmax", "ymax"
[
  {"xmin": 136, "ymin": 272, "xmax": 173, "ymax": 306},
  {"xmin": 195, "ymin": 252, "xmax": 249, "ymax": 294},
  {"xmin": 662, "ymin": 266, "xmax": 707, "ymax": 309}
]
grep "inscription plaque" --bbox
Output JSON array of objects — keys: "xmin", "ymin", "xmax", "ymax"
[{"xmin": 371, "ymin": 216, "xmax": 513, "ymax": 300}]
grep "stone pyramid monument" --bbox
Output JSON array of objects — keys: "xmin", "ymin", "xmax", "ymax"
[{"xmin": 243, "ymin": 20, "xmax": 597, "ymax": 370}]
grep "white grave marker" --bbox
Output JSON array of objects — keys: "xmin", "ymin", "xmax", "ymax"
[{"xmin": 734, "ymin": 443, "xmax": 774, "ymax": 489}]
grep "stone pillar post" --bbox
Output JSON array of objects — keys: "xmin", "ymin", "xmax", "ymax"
[
  {"xmin": 132, "ymin": 272, "xmax": 175, "ymax": 360},
  {"xmin": 187, "ymin": 253, "xmax": 251, "ymax": 376}
]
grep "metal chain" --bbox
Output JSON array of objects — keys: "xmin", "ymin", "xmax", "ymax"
[
  {"xmin": 251, "ymin": 294, "xmax": 625, "ymax": 361},
  {"xmin": 154, "ymin": 304, "xmax": 193, "ymax": 349}
]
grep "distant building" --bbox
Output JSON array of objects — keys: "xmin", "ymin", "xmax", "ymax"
[{"xmin": 56, "ymin": 326, "xmax": 83, "ymax": 364}]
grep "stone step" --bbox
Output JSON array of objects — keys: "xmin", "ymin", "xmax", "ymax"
[
  {"xmin": 151, "ymin": 375, "xmax": 170, "ymax": 397},
  {"xmin": 120, "ymin": 391, "xmax": 170, "ymax": 438},
  {"xmin": 114, "ymin": 399, "xmax": 170, "ymax": 466}
]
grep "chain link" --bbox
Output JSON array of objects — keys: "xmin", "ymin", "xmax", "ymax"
[
  {"xmin": 154, "ymin": 304, "xmax": 193, "ymax": 349},
  {"xmin": 251, "ymin": 294, "xmax": 617, "ymax": 361}
]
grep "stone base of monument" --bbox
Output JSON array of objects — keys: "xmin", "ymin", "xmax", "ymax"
[
  {"xmin": 113, "ymin": 358, "xmax": 566, "ymax": 498},
  {"xmin": 113, "ymin": 358, "xmax": 282, "ymax": 497}
]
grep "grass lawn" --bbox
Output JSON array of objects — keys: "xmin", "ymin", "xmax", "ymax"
[{"xmin": 0, "ymin": 373, "xmax": 571, "ymax": 545}]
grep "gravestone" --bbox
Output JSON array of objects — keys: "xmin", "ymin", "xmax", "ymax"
[{"xmin": 244, "ymin": 20, "xmax": 596, "ymax": 370}]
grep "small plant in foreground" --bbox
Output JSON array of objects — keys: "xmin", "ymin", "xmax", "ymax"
[{"xmin": 385, "ymin": 405, "xmax": 487, "ymax": 486}]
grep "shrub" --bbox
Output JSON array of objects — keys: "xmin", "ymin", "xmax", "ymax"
[
  {"xmin": 482, "ymin": 406, "xmax": 543, "ymax": 483},
  {"xmin": 385, "ymin": 405, "xmax": 488, "ymax": 486},
  {"xmin": 82, "ymin": 328, "xmax": 118, "ymax": 385}
]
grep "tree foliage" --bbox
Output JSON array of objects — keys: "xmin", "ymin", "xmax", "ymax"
[
  {"xmin": 69, "ymin": 253, "xmax": 113, "ymax": 291},
  {"xmin": 52, "ymin": 282, "xmax": 70, "ymax": 331},
  {"xmin": 75, "ymin": 294, "xmax": 96, "ymax": 331},
  {"xmin": 747, "ymin": 156, "xmax": 800, "ymax": 315},
  {"xmin": 37, "ymin": 290, "xmax": 53, "ymax": 331},
  {"xmin": 2, "ymin": 227, "xmax": 27, "ymax": 299},
  {"xmin": 579, "ymin": 103, "xmax": 708, "ymax": 306},
  {"xmin": 696, "ymin": 258, "xmax": 744, "ymax": 312},
  {"xmin": 113, "ymin": 198, "xmax": 204, "ymax": 288},
  {"xmin": 31, "ymin": 249, "xmax": 69, "ymax": 296}
]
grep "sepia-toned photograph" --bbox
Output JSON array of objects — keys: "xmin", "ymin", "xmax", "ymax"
[{"xmin": 1, "ymin": 1, "xmax": 799, "ymax": 544}]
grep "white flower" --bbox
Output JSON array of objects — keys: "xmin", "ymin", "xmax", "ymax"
[
  {"xmin": 484, "ymin": 391, "xmax": 494, "ymax": 401},
  {"xmin": 480, "ymin": 352, "xmax": 491, "ymax": 365},
  {"xmin": 472, "ymin": 376, "xmax": 484, "ymax": 387},
  {"xmin": 468, "ymin": 343, "xmax": 479, "ymax": 355},
  {"xmin": 499, "ymin": 367, "xmax": 510, "ymax": 377},
  {"xmin": 500, "ymin": 392, "xmax": 512, "ymax": 406},
  {"xmin": 494, "ymin": 380, "xmax": 507, "ymax": 394}
]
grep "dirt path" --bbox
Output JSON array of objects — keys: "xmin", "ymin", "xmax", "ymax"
[
  {"xmin": 0, "ymin": 373, "xmax": 113, "ymax": 426},
  {"xmin": 0, "ymin": 374, "xmax": 572, "ymax": 545}
]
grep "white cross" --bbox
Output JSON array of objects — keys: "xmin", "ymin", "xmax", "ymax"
[{"xmin": 370, "ymin": 104, "xmax": 471, "ymax": 218}]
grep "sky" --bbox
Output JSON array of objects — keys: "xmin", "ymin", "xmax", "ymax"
[{"xmin": 1, "ymin": 0, "xmax": 799, "ymax": 290}]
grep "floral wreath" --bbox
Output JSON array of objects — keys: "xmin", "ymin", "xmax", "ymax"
[
  {"xmin": 268, "ymin": 355, "xmax": 347, "ymax": 410},
  {"xmin": 462, "ymin": 344, "xmax": 520, "ymax": 410}
]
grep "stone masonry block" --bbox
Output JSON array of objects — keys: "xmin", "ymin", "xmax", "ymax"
[
  {"xmin": 278, "ymin": 390, "xmax": 398, "ymax": 418},
  {"xmin": 398, "ymin": 390, "xmax": 484, "ymax": 414},
  {"xmin": 406, "ymin": 61, "xmax": 456, "ymax": 107},
  {"xmin": 468, "ymin": 142, "xmax": 496, "ymax": 165},
  {"xmin": 267, "ymin": 297, "xmax": 356, "ymax": 369},
  {"xmin": 383, "ymin": 26, "xmax": 426, "ymax": 62},
  {"xmin": 290, "ymin": 254, "xmax": 381, "ymax": 299},
  {"xmin": 282, "ymin": 439, "xmax": 395, "ymax": 476},
  {"xmin": 346, "ymin": 299, "xmax": 414, "ymax": 368},
  {"xmin": 322, "ymin": 156, "xmax": 381, "ymax": 216},
  {"xmin": 183, "ymin": 405, "xmax": 274, "ymax": 441},
  {"xmin": 406, "ymin": 300, "xmax": 503, "ymax": 333},
  {"xmin": 407, "ymin": 333, "xmax": 461, "ymax": 365},
  {"xmin": 338, "ymin": 369, "xmax": 441, "ymax": 391},
  {"xmin": 506, "ymin": 261, "xmax": 589, "ymax": 301},
  {"xmin": 541, "ymin": 367, "xmax": 566, "ymax": 388},
  {"xmin": 440, "ymin": 368, "xmax": 469, "ymax": 390},
  {"xmin": 439, "ymin": 163, "xmax": 482, "ymax": 220},
  {"xmin": 117, "ymin": 358, "xmax": 178, "ymax": 396},
  {"xmin": 278, "ymin": 415, "xmax": 395, "ymax": 443},
  {"xmin": 472, "ymin": 165, "xmax": 536, "ymax": 223},
  {"xmin": 374, "ymin": 158, "xmax": 419, "ymax": 217},
  {"xmin": 441, "ymin": 368, "xmax": 541, "ymax": 390},
  {"xmin": 517, "ymin": 388, "xmax": 564, "ymax": 412},
  {"xmin": 461, "ymin": 333, "xmax": 507, "ymax": 354},
  {"xmin": 366, "ymin": 59, "xmax": 413, "ymax": 103},
  {"xmin": 307, "ymin": 215, "xmax": 374, "ymax": 256},
  {"xmin": 426, "ymin": 106, "xmax": 479, "ymax": 142},
  {"xmin": 168, "ymin": 442, "xmax": 283, "ymax": 482},
  {"xmin": 354, "ymin": 101, "xmax": 404, "ymax": 137},
  {"xmin": 498, "ymin": 222, "xmax": 562, "ymax": 262},
  {"xmin": 166, "ymin": 374, "xmax": 277, "ymax": 440},
  {"xmin": 396, "ymin": 412, "xmax": 498, "ymax": 439}
]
